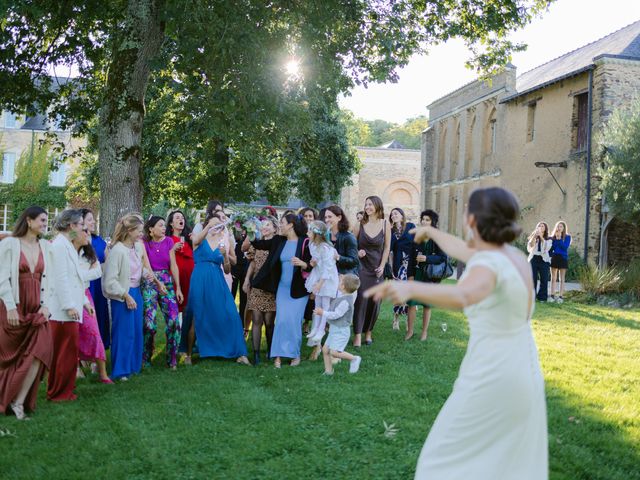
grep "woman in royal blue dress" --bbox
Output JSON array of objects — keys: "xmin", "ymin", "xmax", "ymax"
[
  {"xmin": 182, "ymin": 211, "xmax": 250, "ymax": 365},
  {"xmin": 246, "ymin": 213, "xmax": 311, "ymax": 368},
  {"xmin": 81, "ymin": 208, "xmax": 111, "ymax": 350}
]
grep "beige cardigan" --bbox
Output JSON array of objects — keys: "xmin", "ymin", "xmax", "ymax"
[
  {"xmin": 102, "ymin": 241, "xmax": 145, "ymax": 301},
  {"xmin": 47, "ymin": 234, "xmax": 86, "ymax": 322},
  {"xmin": 0, "ymin": 236, "xmax": 51, "ymax": 311}
]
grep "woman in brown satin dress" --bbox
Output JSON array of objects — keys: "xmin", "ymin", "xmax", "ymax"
[
  {"xmin": 352, "ymin": 196, "xmax": 391, "ymax": 347},
  {"xmin": 0, "ymin": 206, "xmax": 53, "ymax": 420}
]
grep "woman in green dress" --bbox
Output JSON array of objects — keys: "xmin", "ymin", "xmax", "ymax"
[{"xmin": 406, "ymin": 210, "xmax": 446, "ymax": 341}]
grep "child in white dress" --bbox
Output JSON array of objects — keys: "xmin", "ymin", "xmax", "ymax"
[{"xmin": 305, "ymin": 221, "xmax": 339, "ymax": 343}]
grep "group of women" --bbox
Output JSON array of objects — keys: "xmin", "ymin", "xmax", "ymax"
[
  {"xmin": 0, "ymin": 195, "xmax": 428, "ymax": 418},
  {"xmin": 0, "ymin": 187, "xmax": 550, "ymax": 480},
  {"xmin": 528, "ymin": 220, "xmax": 572, "ymax": 303}
]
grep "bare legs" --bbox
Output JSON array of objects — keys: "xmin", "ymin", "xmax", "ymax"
[
  {"xmin": 322, "ymin": 345, "xmax": 361, "ymax": 374},
  {"xmin": 406, "ymin": 305, "xmax": 431, "ymax": 341},
  {"xmin": 551, "ymin": 268, "xmax": 567, "ymax": 302},
  {"xmin": 184, "ymin": 321, "xmax": 196, "ymax": 364},
  {"xmin": 11, "ymin": 358, "xmax": 41, "ymax": 419}
]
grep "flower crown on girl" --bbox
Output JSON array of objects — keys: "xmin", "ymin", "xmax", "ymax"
[{"xmin": 309, "ymin": 220, "xmax": 331, "ymax": 243}]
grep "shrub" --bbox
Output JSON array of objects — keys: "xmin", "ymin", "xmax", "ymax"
[
  {"xmin": 565, "ymin": 247, "xmax": 584, "ymax": 282},
  {"xmin": 577, "ymin": 263, "xmax": 624, "ymax": 295},
  {"xmin": 620, "ymin": 257, "xmax": 640, "ymax": 296}
]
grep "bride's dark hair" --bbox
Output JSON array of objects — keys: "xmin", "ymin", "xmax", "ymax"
[{"xmin": 467, "ymin": 188, "xmax": 522, "ymax": 245}]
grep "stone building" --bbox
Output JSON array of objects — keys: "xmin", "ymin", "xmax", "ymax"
[
  {"xmin": 340, "ymin": 142, "xmax": 421, "ymax": 224},
  {"xmin": 0, "ymin": 109, "xmax": 84, "ymax": 233},
  {"xmin": 422, "ymin": 20, "xmax": 640, "ymax": 265}
]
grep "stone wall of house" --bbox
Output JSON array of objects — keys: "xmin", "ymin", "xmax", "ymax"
[
  {"xmin": 499, "ymin": 74, "xmax": 596, "ymax": 258},
  {"xmin": 422, "ymin": 69, "xmax": 515, "ymax": 235},
  {"xmin": 606, "ymin": 218, "xmax": 640, "ymax": 265},
  {"xmin": 1, "ymin": 115, "xmax": 85, "ymax": 232},
  {"xmin": 422, "ymin": 59, "xmax": 640, "ymax": 264},
  {"xmin": 340, "ymin": 147, "xmax": 421, "ymax": 224}
]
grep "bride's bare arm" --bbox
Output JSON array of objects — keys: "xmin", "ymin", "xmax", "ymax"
[
  {"xmin": 411, "ymin": 226, "xmax": 475, "ymax": 264},
  {"xmin": 365, "ymin": 266, "xmax": 496, "ymax": 310}
]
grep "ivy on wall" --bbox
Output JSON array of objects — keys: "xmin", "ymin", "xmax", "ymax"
[{"xmin": 0, "ymin": 142, "xmax": 67, "ymax": 222}]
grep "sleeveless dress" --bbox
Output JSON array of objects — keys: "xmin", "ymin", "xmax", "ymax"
[
  {"xmin": 186, "ymin": 239, "xmax": 247, "ymax": 358},
  {"xmin": 415, "ymin": 250, "xmax": 548, "ymax": 479},
  {"xmin": 0, "ymin": 251, "xmax": 52, "ymax": 414},
  {"xmin": 170, "ymin": 235, "xmax": 194, "ymax": 313},
  {"xmin": 353, "ymin": 223, "xmax": 385, "ymax": 334}
]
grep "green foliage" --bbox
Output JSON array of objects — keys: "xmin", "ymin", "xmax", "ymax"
[
  {"xmin": 0, "ymin": 142, "xmax": 66, "ymax": 222},
  {"xmin": 577, "ymin": 263, "xmax": 624, "ymax": 296},
  {"xmin": 566, "ymin": 246, "xmax": 584, "ymax": 282},
  {"xmin": 599, "ymin": 96, "xmax": 640, "ymax": 224},
  {"xmin": 621, "ymin": 257, "xmax": 640, "ymax": 297},
  {"xmin": 65, "ymin": 151, "xmax": 100, "ymax": 210},
  {"xmin": 339, "ymin": 110, "xmax": 429, "ymax": 149},
  {"xmin": 0, "ymin": 0, "xmax": 557, "ymax": 232}
]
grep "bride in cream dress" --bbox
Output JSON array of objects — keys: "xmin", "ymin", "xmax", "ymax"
[{"xmin": 366, "ymin": 187, "xmax": 548, "ymax": 480}]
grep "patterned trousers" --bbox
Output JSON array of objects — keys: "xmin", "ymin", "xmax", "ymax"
[{"xmin": 142, "ymin": 270, "xmax": 180, "ymax": 367}]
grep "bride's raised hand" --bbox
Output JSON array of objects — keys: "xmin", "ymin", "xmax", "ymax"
[
  {"xmin": 409, "ymin": 226, "xmax": 433, "ymax": 244},
  {"xmin": 364, "ymin": 280, "xmax": 413, "ymax": 305}
]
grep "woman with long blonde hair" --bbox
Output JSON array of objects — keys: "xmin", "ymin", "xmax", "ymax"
[
  {"xmin": 549, "ymin": 221, "xmax": 571, "ymax": 303},
  {"xmin": 102, "ymin": 214, "xmax": 147, "ymax": 381}
]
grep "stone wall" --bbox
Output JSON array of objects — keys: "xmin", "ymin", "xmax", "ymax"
[
  {"xmin": 340, "ymin": 147, "xmax": 421, "ymax": 224},
  {"xmin": 606, "ymin": 218, "xmax": 640, "ymax": 266},
  {"xmin": 422, "ymin": 59, "xmax": 640, "ymax": 263}
]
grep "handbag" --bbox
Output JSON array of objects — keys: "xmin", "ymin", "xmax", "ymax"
[
  {"xmin": 383, "ymin": 262, "xmax": 393, "ymax": 280},
  {"xmin": 301, "ymin": 238, "xmax": 310, "ymax": 279},
  {"xmin": 425, "ymin": 258, "xmax": 454, "ymax": 281}
]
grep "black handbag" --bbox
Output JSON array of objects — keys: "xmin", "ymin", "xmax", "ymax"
[
  {"xmin": 425, "ymin": 258, "xmax": 454, "ymax": 281},
  {"xmin": 383, "ymin": 262, "xmax": 393, "ymax": 280}
]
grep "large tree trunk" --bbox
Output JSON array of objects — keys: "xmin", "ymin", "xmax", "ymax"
[{"xmin": 98, "ymin": 0, "xmax": 164, "ymax": 237}]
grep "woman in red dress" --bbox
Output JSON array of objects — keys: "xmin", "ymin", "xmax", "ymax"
[
  {"xmin": 0, "ymin": 206, "xmax": 53, "ymax": 420},
  {"xmin": 166, "ymin": 210, "xmax": 194, "ymax": 319}
]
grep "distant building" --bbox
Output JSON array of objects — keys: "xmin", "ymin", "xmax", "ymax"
[
  {"xmin": 0, "ymin": 107, "xmax": 85, "ymax": 233},
  {"xmin": 421, "ymin": 20, "xmax": 640, "ymax": 265},
  {"xmin": 340, "ymin": 142, "xmax": 422, "ymax": 225}
]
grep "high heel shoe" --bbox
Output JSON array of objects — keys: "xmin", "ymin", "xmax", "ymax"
[
  {"xmin": 253, "ymin": 351, "xmax": 261, "ymax": 365},
  {"xmin": 10, "ymin": 402, "xmax": 29, "ymax": 421},
  {"xmin": 236, "ymin": 356, "xmax": 251, "ymax": 366}
]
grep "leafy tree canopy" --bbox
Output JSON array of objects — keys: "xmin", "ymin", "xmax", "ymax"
[
  {"xmin": 340, "ymin": 110, "xmax": 428, "ymax": 149},
  {"xmin": 0, "ymin": 0, "xmax": 554, "ymax": 231},
  {"xmin": 599, "ymin": 96, "xmax": 640, "ymax": 224}
]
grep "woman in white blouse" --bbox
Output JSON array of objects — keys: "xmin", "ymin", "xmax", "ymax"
[
  {"xmin": 527, "ymin": 221, "xmax": 552, "ymax": 302},
  {"xmin": 47, "ymin": 209, "xmax": 88, "ymax": 402}
]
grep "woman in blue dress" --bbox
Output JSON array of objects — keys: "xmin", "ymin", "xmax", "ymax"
[
  {"xmin": 182, "ymin": 211, "xmax": 250, "ymax": 365},
  {"xmin": 247, "ymin": 213, "xmax": 311, "ymax": 368},
  {"xmin": 81, "ymin": 208, "xmax": 111, "ymax": 350}
]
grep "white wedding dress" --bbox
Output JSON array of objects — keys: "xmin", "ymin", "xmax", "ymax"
[{"xmin": 415, "ymin": 250, "xmax": 548, "ymax": 480}]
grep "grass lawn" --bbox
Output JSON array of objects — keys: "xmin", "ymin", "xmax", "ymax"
[{"xmin": 1, "ymin": 301, "xmax": 638, "ymax": 479}]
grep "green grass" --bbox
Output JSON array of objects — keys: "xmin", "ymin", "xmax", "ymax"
[{"xmin": 1, "ymin": 301, "xmax": 638, "ymax": 480}]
